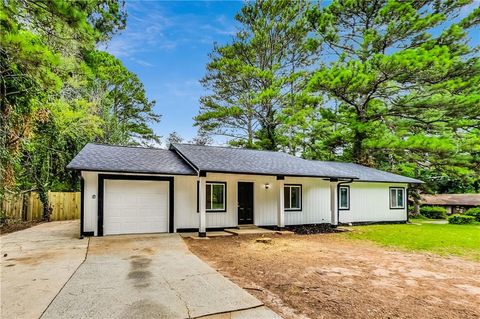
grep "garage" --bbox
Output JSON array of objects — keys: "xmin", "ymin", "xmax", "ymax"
[{"xmin": 102, "ymin": 179, "xmax": 170, "ymax": 235}]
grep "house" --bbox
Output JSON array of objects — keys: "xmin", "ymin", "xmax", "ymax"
[
  {"xmin": 67, "ymin": 143, "xmax": 422, "ymax": 237},
  {"xmin": 420, "ymin": 194, "xmax": 480, "ymax": 214}
]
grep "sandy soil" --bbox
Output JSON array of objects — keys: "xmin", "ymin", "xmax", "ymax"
[
  {"xmin": 185, "ymin": 234, "xmax": 480, "ymax": 319},
  {"xmin": 0, "ymin": 220, "xmax": 43, "ymax": 235}
]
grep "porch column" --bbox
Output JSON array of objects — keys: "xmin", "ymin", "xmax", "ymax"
[
  {"xmin": 198, "ymin": 176, "xmax": 207, "ymax": 237},
  {"xmin": 330, "ymin": 180, "xmax": 339, "ymax": 226},
  {"xmin": 277, "ymin": 176, "xmax": 285, "ymax": 229}
]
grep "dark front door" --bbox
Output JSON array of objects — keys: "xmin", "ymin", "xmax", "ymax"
[{"xmin": 238, "ymin": 182, "xmax": 254, "ymax": 224}]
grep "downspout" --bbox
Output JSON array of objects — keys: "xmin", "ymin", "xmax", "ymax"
[{"xmin": 337, "ymin": 178, "xmax": 355, "ymax": 225}]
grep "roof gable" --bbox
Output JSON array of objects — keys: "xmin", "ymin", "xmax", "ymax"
[{"xmin": 67, "ymin": 143, "xmax": 195, "ymax": 175}]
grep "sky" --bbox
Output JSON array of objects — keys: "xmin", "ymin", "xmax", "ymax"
[
  {"xmin": 102, "ymin": 1, "xmax": 243, "ymax": 145},
  {"xmin": 102, "ymin": 1, "xmax": 480, "ymax": 146}
]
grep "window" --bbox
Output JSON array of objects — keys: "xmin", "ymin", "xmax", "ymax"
[
  {"xmin": 197, "ymin": 182, "xmax": 226, "ymax": 212},
  {"xmin": 284, "ymin": 185, "xmax": 302, "ymax": 211},
  {"xmin": 339, "ymin": 186, "xmax": 350, "ymax": 210},
  {"xmin": 390, "ymin": 187, "xmax": 405, "ymax": 209}
]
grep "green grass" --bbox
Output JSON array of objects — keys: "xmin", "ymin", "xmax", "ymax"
[{"xmin": 342, "ymin": 220, "xmax": 480, "ymax": 261}]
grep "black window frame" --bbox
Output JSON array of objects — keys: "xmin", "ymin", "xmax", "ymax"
[
  {"xmin": 389, "ymin": 187, "xmax": 406, "ymax": 209},
  {"xmin": 197, "ymin": 181, "xmax": 227, "ymax": 213},
  {"xmin": 338, "ymin": 185, "xmax": 350, "ymax": 210},
  {"xmin": 284, "ymin": 184, "xmax": 302, "ymax": 211}
]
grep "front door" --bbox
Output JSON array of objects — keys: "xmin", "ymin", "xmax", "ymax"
[{"xmin": 238, "ymin": 182, "xmax": 254, "ymax": 224}]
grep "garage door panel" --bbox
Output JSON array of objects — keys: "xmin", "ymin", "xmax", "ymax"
[{"xmin": 103, "ymin": 179, "xmax": 169, "ymax": 235}]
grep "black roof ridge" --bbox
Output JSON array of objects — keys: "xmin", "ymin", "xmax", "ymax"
[{"xmin": 87, "ymin": 142, "xmax": 168, "ymax": 151}]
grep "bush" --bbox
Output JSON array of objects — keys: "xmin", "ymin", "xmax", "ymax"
[
  {"xmin": 420, "ymin": 206, "xmax": 447, "ymax": 219},
  {"xmin": 465, "ymin": 207, "xmax": 480, "ymax": 222},
  {"xmin": 448, "ymin": 214, "xmax": 476, "ymax": 225}
]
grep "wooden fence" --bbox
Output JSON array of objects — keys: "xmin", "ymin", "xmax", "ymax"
[{"xmin": 1, "ymin": 192, "xmax": 80, "ymax": 221}]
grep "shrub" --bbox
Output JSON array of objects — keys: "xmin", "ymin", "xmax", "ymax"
[
  {"xmin": 420, "ymin": 206, "xmax": 447, "ymax": 219},
  {"xmin": 465, "ymin": 207, "xmax": 480, "ymax": 222},
  {"xmin": 448, "ymin": 214, "xmax": 475, "ymax": 225}
]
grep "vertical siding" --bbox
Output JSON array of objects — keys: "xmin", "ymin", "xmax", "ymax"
[
  {"xmin": 339, "ymin": 182, "xmax": 408, "ymax": 223},
  {"xmin": 284, "ymin": 177, "xmax": 331, "ymax": 225}
]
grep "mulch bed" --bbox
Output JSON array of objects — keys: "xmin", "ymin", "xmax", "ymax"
[
  {"xmin": 285, "ymin": 223, "xmax": 344, "ymax": 235},
  {"xmin": 0, "ymin": 220, "xmax": 43, "ymax": 235}
]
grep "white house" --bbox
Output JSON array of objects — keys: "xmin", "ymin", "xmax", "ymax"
[{"xmin": 67, "ymin": 143, "xmax": 422, "ymax": 237}]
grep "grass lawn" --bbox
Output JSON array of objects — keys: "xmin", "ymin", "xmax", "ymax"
[{"xmin": 342, "ymin": 219, "xmax": 480, "ymax": 261}]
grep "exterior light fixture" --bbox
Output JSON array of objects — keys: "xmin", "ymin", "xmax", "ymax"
[{"xmin": 264, "ymin": 183, "xmax": 271, "ymax": 189}]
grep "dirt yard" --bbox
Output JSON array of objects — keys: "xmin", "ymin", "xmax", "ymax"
[{"xmin": 185, "ymin": 234, "xmax": 480, "ymax": 319}]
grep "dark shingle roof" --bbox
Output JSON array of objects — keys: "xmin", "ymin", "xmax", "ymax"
[
  {"xmin": 420, "ymin": 194, "xmax": 480, "ymax": 206},
  {"xmin": 171, "ymin": 143, "xmax": 357, "ymax": 179},
  {"xmin": 68, "ymin": 143, "xmax": 422, "ymax": 183},
  {"xmin": 309, "ymin": 161, "xmax": 423, "ymax": 184},
  {"xmin": 67, "ymin": 143, "xmax": 195, "ymax": 175}
]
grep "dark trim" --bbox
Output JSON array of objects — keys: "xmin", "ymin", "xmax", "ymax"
[
  {"xmin": 389, "ymin": 186, "xmax": 406, "ymax": 210},
  {"xmin": 197, "ymin": 181, "xmax": 227, "ymax": 213},
  {"xmin": 198, "ymin": 232, "xmax": 207, "ymax": 237},
  {"xmin": 353, "ymin": 180, "xmax": 422, "ymax": 184},
  {"xmin": 98, "ymin": 176, "xmax": 104, "ymax": 236},
  {"xmin": 199, "ymin": 170, "xmax": 207, "ymax": 177},
  {"xmin": 284, "ymin": 184, "xmax": 302, "ymax": 211},
  {"xmin": 79, "ymin": 176, "xmax": 85, "ymax": 238},
  {"xmin": 276, "ymin": 175, "xmax": 285, "ymax": 180},
  {"xmin": 176, "ymin": 227, "xmax": 229, "ymax": 232},
  {"xmin": 97, "ymin": 174, "xmax": 175, "ymax": 236},
  {"xmin": 191, "ymin": 169, "xmax": 357, "ymax": 180},
  {"xmin": 69, "ymin": 168, "xmax": 195, "ymax": 176},
  {"xmin": 339, "ymin": 220, "xmax": 407, "ymax": 226},
  {"xmin": 338, "ymin": 185, "xmax": 350, "ymax": 211},
  {"xmin": 330, "ymin": 178, "xmax": 339, "ymax": 182},
  {"xmin": 82, "ymin": 231, "xmax": 94, "ymax": 237}
]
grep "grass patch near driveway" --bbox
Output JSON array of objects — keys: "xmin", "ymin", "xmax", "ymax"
[{"xmin": 342, "ymin": 220, "xmax": 480, "ymax": 261}]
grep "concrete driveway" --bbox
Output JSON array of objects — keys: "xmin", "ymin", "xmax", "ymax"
[{"xmin": 1, "ymin": 221, "xmax": 280, "ymax": 319}]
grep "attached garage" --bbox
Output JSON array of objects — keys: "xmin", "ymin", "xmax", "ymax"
[{"xmin": 98, "ymin": 175, "xmax": 174, "ymax": 236}]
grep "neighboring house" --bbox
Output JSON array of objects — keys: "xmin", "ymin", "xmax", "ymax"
[
  {"xmin": 420, "ymin": 194, "xmax": 480, "ymax": 214},
  {"xmin": 67, "ymin": 143, "xmax": 422, "ymax": 237}
]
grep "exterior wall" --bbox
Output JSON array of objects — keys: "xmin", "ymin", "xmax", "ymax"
[
  {"xmin": 82, "ymin": 170, "xmax": 407, "ymax": 235},
  {"xmin": 283, "ymin": 177, "xmax": 331, "ymax": 225},
  {"xmin": 338, "ymin": 182, "xmax": 408, "ymax": 224}
]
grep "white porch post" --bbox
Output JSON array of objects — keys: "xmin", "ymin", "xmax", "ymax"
[
  {"xmin": 198, "ymin": 176, "xmax": 207, "ymax": 237},
  {"xmin": 330, "ymin": 180, "xmax": 339, "ymax": 226},
  {"xmin": 277, "ymin": 177, "xmax": 285, "ymax": 229}
]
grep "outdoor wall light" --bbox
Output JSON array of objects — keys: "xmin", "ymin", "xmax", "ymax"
[{"xmin": 264, "ymin": 183, "xmax": 271, "ymax": 189}]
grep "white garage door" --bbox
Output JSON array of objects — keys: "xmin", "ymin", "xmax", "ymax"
[{"xmin": 103, "ymin": 179, "xmax": 169, "ymax": 235}]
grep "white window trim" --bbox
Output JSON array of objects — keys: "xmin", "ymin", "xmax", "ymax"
[
  {"xmin": 339, "ymin": 186, "xmax": 350, "ymax": 210},
  {"xmin": 284, "ymin": 184, "xmax": 302, "ymax": 211},
  {"xmin": 206, "ymin": 182, "xmax": 226, "ymax": 212},
  {"xmin": 390, "ymin": 187, "xmax": 405, "ymax": 209}
]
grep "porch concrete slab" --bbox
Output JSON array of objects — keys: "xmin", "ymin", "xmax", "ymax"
[
  {"xmin": 224, "ymin": 228, "xmax": 276, "ymax": 235},
  {"xmin": 1, "ymin": 221, "xmax": 87, "ymax": 319},
  {"xmin": 206, "ymin": 231, "xmax": 234, "ymax": 237},
  {"xmin": 42, "ymin": 234, "xmax": 264, "ymax": 319}
]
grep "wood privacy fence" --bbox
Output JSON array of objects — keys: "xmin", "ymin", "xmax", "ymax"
[{"xmin": 1, "ymin": 192, "xmax": 80, "ymax": 221}]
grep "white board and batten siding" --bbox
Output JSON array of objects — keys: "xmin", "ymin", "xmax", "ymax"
[
  {"xmin": 339, "ymin": 182, "xmax": 408, "ymax": 224},
  {"xmin": 81, "ymin": 171, "xmax": 408, "ymax": 236}
]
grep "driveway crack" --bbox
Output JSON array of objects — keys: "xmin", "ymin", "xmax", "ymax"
[
  {"xmin": 162, "ymin": 276, "xmax": 192, "ymax": 319},
  {"xmin": 39, "ymin": 237, "xmax": 90, "ymax": 318}
]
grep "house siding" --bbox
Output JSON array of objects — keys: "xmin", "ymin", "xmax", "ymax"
[
  {"xmin": 81, "ymin": 171, "xmax": 408, "ymax": 236},
  {"xmin": 338, "ymin": 182, "xmax": 408, "ymax": 224}
]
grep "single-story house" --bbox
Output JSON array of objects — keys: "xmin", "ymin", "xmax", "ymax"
[
  {"xmin": 420, "ymin": 194, "xmax": 480, "ymax": 214},
  {"xmin": 67, "ymin": 143, "xmax": 422, "ymax": 237}
]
